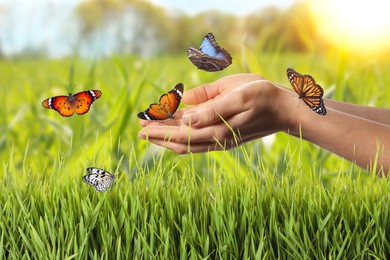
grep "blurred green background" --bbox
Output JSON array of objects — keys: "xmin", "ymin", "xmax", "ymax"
[
  {"xmin": 1, "ymin": 0, "xmax": 390, "ymax": 258},
  {"xmin": 1, "ymin": 0, "xmax": 389, "ymax": 178}
]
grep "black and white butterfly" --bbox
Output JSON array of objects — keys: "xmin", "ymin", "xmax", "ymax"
[
  {"xmin": 187, "ymin": 32, "xmax": 232, "ymax": 72},
  {"xmin": 82, "ymin": 167, "xmax": 115, "ymax": 192}
]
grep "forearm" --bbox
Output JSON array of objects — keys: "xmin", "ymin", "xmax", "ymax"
[
  {"xmin": 276, "ymin": 83, "xmax": 390, "ymax": 125},
  {"xmin": 287, "ymin": 106, "xmax": 390, "ymax": 175},
  {"xmin": 325, "ymin": 99, "xmax": 390, "ymax": 125}
]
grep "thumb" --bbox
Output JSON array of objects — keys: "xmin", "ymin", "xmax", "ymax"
[
  {"xmin": 182, "ymin": 82, "xmax": 222, "ymax": 105},
  {"xmin": 183, "ymin": 74, "xmax": 264, "ymax": 105}
]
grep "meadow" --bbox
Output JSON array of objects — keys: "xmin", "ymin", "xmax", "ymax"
[{"xmin": 0, "ymin": 50, "xmax": 390, "ymax": 259}]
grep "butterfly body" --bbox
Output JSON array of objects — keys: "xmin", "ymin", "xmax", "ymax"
[
  {"xmin": 82, "ymin": 167, "xmax": 115, "ymax": 192},
  {"xmin": 138, "ymin": 83, "xmax": 184, "ymax": 120},
  {"xmin": 187, "ymin": 33, "xmax": 232, "ymax": 72},
  {"xmin": 42, "ymin": 90, "xmax": 102, "ymax": 117},
  {"xmin": 287, "ymin": 68, "xmax": 327, "ymax": 115}
]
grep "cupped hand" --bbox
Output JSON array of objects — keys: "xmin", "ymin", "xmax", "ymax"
[{"xmin": 138, "ymin": 74, "xmax": 297, "ymax": 153}]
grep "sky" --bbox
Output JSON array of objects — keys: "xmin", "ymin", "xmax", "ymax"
[
  {"xmin": 151, "ymin": 0, "xmax": 295, "ymax": 15},
  {"xmin": 0, "ymin": 0, "xmax": 296, "ymax": 57},
  {"xmin": 0, "ymin": 0, "xmax": 295, "ymax": 15}
]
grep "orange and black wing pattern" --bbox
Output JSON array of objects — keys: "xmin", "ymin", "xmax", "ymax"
[
  {"xmin": 287, "ymin": 68, "xmax": 326, "ymax": 115},
  {"xmin": 42, "ymin": 95, "xmax": 74, "ymax": 116},
  {"xmin": 42, "ymin": 90, "xmax": 102, "ymax": 117},
  {"xmin": 72, "ymin": 90, "xmax": 102, "ymax": 115},
  {"xmin": 138, "ymin": 83, "xmax": 184, "ymax": 120}
]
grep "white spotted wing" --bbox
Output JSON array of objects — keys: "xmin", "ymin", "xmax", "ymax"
[{"xmin": 82, "ymin": 167, "xmax": 115, "ymax": 192}]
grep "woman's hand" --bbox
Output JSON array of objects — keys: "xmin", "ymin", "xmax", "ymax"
[
  {"xmin": 138, "ymin": 74, "xmax": 297, "ymax": 153},
  {"xmin": 138, "ymin": 73, "xmax": 390, "ymax": 174}
]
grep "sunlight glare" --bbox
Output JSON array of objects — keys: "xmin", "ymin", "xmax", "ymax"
[{"xmin": 311, "ymin": 0, "xmax": 390, "ymax": 54}]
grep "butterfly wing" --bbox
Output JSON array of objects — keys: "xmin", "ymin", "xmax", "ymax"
[
  {"xmin": 83, "ymin": 167, "xmax": 115, "ymax": 192},
  {"xmin": 72, "ymin": 90, "xmax": 102, "ymax": 115},
  {"xmin": 138, "ymin": 104, "xmax": 170, "ymax": 120},
  {"xmin": 199, "ymin": 33, "xmax": 220, "ymax": 57},
  {"xmin": 42, "ymin": 95, "xmax": 76, "ymax": 117},
  {"xmin": 42, "ymin": 90, "xmax": 102, "ymax": 117},
  {"xmin": 303, "ymin": 97, "xmax": 326, "ymax": 115},
  {"xmin": 187, "ymin": 33, "xmax": 232, "ymax": 72},
  {"xmin": 287, "ymin": 68, "xmax": 327, "ymax": 115},
  {"xmin": 159, "ymin": 83, "xmax": 183, "ymax": 117},
  {"xmin": 138, "ymin": 83, "xmax": 184, "ymax": 120},
  {"xmin": 287, "ymin": 68, "xmax": 305, "ymax": 95},
  {"xmin": 299, "ymin": 75, "xmax": 326, "ymax": 115}
]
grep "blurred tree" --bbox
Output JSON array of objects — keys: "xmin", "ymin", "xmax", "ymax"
[
  {"xmin": 75, "ymin": 0, "xmax": 122, "ymax": 56},
  {"xmin": 244, "ymin": 6, "xmax": 282, "ymax": 50},
  {"xmin": 0, "ymin": 0, "xmax": 327, "ymax": 58},
  {"xmin": 191, "ymin": 11, "xmax": 238, "ymax": 50},
  {"xmin": 126, "ymin": 0, "xmax": 171, "ymax": 55},
  {"xmin": 282, "ymin": 2, "xmax": 316, "ymax": 52},
  {"xmin": 76, "ymin": 0, "xmax": 174, "ymax": 56},
  {"xmin": 0, "ymin": 4, "xmax": 3, "ymax": 58},
  {"xmin": 72, "ymin": 0, "xmax": 319, "ymax": 57},
  {"xmin": 165, "ymin": 13, "xmax": 195, "ymax": 54},
  {"xmin": 0, "ymin": 5, "xmax": 10, "ymax": 59},
  {"xmin": 244, "ymin": 3, "xmax": 317, "ymax": 53},
  {"xmin": 76, "ymin": 0, "xmax": 121, "ymax": 35}
]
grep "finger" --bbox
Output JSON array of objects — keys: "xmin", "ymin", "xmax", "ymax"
[
  {"xmin": 138, "ymin": 118, "xmax": 249, "ymax": 146},
  {"xmin": 139, "ymin": 120, "xmax": 180, "ymax": 127},
  {"xmin": 182, "ymin": 89, "xmax": 248, "ymax": 127},
  {"xmin": 144, "ymin": 132, "xmax": 258, "ymax": 154},
  {"xmin": 139, "ymin": 119, "xmax": 153, "ymax": 127},
  {"xmin": 138, "ymin": 109, "xmax": 187, "ymax": 127},
  {"xmin": 138, "ymin": 124, "xmax": 206, "ymax": 143},
  {"xmin": 139, "ymin": 118, "xmax": 182, "ymax": 127},
  {"xmin": 138, "ymin": 124, "xmax": 176, "ymax": 142},
  {"xmin": 145, "ymin": 138, "xmax": 227, "ymax": 154},
  {"xmin": 138, "ymin": 122, "xmax": 226, "ymax": 145}
]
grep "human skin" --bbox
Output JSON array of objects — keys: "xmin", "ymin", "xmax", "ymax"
[{"xmin": 138, "ymin": 74, "xmax": 390, "ymax": 175}]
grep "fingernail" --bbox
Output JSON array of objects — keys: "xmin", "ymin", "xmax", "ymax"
[{"xmin": 182, "ymin": 112, "xmax": 199, "ymax": 126}]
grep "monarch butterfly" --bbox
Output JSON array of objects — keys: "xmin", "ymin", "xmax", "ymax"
[
  {"xmin": 187, "ymin": 32, "xmax": 232, "ymax": 72},
  {"xmin": 287, "ymin": 68, "xmax": 327, "ymax": 115},
  {"xmin": 82, "ymin": 167, "xmax": 115, "ymax": 192},
  {"xmin": 42, "ymin": 90, "xmax": 102, "ymax": 117},
  {"xmin": 137, "ymin": 83, "xmax": 184, "ymax": 120}
]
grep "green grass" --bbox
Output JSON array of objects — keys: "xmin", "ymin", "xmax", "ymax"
[
  {"xmin": 1, "ymin": 51, "xmax": 390, "ymax": 258},
  {"xmin": 2, "ymin": 152, "xmax": 390, "ymax": 259}
]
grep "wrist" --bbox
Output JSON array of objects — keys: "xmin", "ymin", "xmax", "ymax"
[{"xmin": 271, "ymin": 85, "xmax": 301, "ymax": 135}]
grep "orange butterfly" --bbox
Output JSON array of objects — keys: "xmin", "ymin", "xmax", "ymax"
[
  {"xmin": 42, "ymin": 90, "xmax": 102, "ymax": 117},
  {"xmin": 137, "ymin": 83, "xmax": 184, "ymax": 120},
  {"xmin": 287, "ymin": 68, "xmax": 327, "ymax": 115}
]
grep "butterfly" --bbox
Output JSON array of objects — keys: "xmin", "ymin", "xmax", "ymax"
[
  {"xmin": 82, "ymin": 167, "xmax": 115, "ymax": 192},
  {"xmin": 287, "ymin": 68, "xmax": 327, "ymax": 115},
  {"xmin": 42, "ymin": 90, "xmax": 102, "ymax": 117},
  {"xmin": 137, "ymin": 83, "xmax": 184, "ymax": 120},
  {"xmin": 187, "ymin": 32, "xmax": 232, "ymax": 72}
]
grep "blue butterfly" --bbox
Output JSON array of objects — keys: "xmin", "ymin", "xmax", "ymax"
[{"xmin": 187, "ymin": 33, "xmax": 232, "ymax": 72}]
